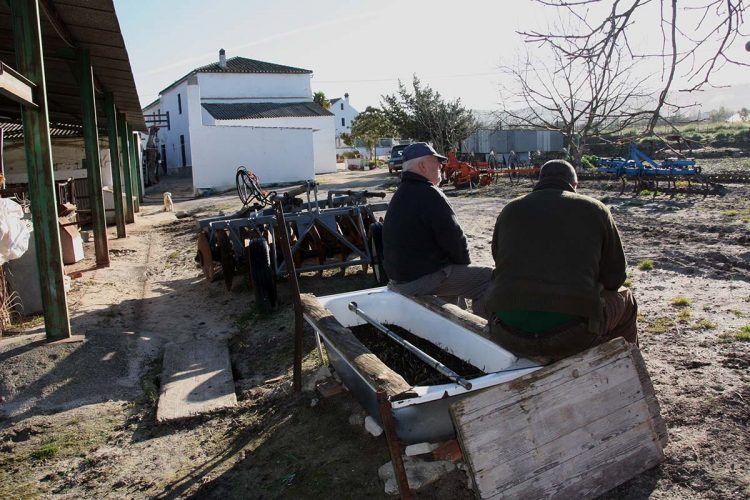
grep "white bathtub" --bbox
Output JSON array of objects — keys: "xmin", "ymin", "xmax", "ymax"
[{"xmin": 309, "ymin": 287, "xmax": 541, "ymax": 443}]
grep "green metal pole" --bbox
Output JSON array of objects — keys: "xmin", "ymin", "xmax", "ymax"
[
  {"xmin": 117, "ymin": 112, "xmax": 135, "ymax": 223},
  {"xmin": 127, "ymin": 126, "xmax": 139, "ymax": 212},
  {"xmin": 128, "ymin": 125, "xmax": 143, "ymax": 203},
  {"xmin": 10, "ymin": 0, "xmax": 71, "ymax": 339},
  {"xmin": 104, "ymin": 93, "xmax": 125, "ymax": 238},
  {"xmin": 77, "ymin": 48, "xmax": 109, "ymax": 267}
]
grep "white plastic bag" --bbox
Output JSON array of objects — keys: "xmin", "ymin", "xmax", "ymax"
[{"xmin": 0, "ymin": 198, "xmax": 31, "ymax": 265}]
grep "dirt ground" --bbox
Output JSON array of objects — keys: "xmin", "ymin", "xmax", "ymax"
[{"xmin": 1, "ymin": 160, "xmax": 749, "ymax": 499}]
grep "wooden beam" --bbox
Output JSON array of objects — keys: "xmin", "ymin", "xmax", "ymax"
[
  {"xmin": 0, "ymin": 61, "xmax": 36, "ymax": 106},
  {"xmin": 9, "ymin": 0, "xmax": 71, "ymax": 340},
  {"xmin": 300, "ymin": 293, "xmax": 415, "ymax": 398}
]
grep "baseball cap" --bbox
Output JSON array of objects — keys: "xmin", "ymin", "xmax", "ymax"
[{"xmin": 402, "ymin": 142, "xmax": 447, "ymax": 162}]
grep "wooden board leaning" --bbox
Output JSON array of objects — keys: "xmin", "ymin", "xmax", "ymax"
[{"xmin": 450, "ymin": 338, "xmax": 667, "ymax": 499}]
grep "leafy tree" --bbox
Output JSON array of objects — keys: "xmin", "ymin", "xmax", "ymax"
[
  {"xmin": 313, "ymin": 91, "xmax": 330, "ymax": 110},
  {"xmin": 381, "ymin": 76, "xmax": 478, "ymax": 154},
  {"xmin": 349, "ymin": 107, "xmax": 397, "ymax": 159}
]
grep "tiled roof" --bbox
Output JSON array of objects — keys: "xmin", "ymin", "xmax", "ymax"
[
  {"xmin": 330, "ymin": 98, "xmax": 342, "ymax": 104},
  {"xmin": 202, "ymin": 102, "xmax": 333, "ymax": 120},
  {"xmin": 1, "ymin": 121, "xmax": 84, "ymax": 140},
  {"xmin": 194, "ymin": 57, "xmax": 312, "ymax": 74}
]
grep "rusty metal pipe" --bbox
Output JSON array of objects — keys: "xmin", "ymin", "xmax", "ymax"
[
  {"xmin": 348, "ymin": 302, "xmax": 472, "ymax": 390},
  {"xmin": 377, "ymin": 389, "xmax": 412, "ymax": 500},
  {"xmin": 274, "ymin": 200, "xmax": 304, "ymax": 393}
]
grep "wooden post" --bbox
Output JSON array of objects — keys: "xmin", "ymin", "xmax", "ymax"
[
  {"xmin": 117, "ymin": 112, "xmax": 134, "ymax": 223},
  {"xmin": 377, "ymin": 389, "xmax": 412, "ymax": 500},
  {"xmin": 103, "ymin": 93, "xmax": 125, "ymax": 238},
  {"xmin": 9, "ymin": 0, "xmax": 71, "ymax": 339},
  {"xmin": 273, "ymin": 200, "xmax": 304, "ymax": 393},
  {"xmin": 77, "ymin": 48, "xmax": 109, "ymax": 266}
]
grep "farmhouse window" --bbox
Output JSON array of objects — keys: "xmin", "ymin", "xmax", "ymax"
[
  {"xmin": 178, "ymin": 94, "xmax": 182, "ymax": 114},
  {"xmin": 180, "ymin": 135, "xmax": 186, "ymax": 167}
]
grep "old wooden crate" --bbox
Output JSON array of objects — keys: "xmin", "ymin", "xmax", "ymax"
[{"xmin": 450, "ymin": 338, "xmax": 668, "ymax": 499}]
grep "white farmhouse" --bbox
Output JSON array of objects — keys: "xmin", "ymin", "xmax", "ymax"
[
  {"xmin": 143, "ymin": 50, "xmax": 336, "ymax": 193},
  {"xmin": 329, "ymin": 93, "xmax": 359, "ymax": 152}
]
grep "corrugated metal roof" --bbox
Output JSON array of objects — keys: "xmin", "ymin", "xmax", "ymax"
[
  {"xmin": 195, "ymin": 56, "xmax": 312, "ymax": 75},
  {"xmin": 0, "ymin": 0, "xmax": 145, "ymax": 131},
  {"xmin": 1, "ymin": 121, "xmax": 84, "ymax": 140},
  {"xmin": 202, "ymin": 102, "xmax": 333, "ymax": 120}
]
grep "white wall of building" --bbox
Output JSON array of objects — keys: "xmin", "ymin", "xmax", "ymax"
[
  {"xmin": 4, "ymin": 137, "xmax": 111, "ymax": 185},
  {"xmin": 213, "ymin": 115, "xmax": 336, "ymax": 174},
  {"xmin": 190, "ymin": 125, "xmax": 315, "ymax": 191},
  {"xmin": 198, "ymin": 73, "xmax": 312, "ymax": 102},
  {"xmin": 331, "ymin": 97, "xmax": 359, "ymax": 137},
  {"xmin": 156, "ymin": 79, "xmax": 192, "ymax": 171},
  {"xmin": 185, "ymin": 76, "xmax": 315, "ymax": 191}
]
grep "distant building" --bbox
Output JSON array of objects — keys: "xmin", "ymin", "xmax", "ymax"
[
  {"xmin": 461, "ymin": 128, "xmax": 564, "ymax": 164},
  {"xmin": 329, "ymin": 93, "xmax": 360, "ymax": 154},
  {"xmin": 142, "ymin": 49, "xmax": 335, "ymax": 193}
]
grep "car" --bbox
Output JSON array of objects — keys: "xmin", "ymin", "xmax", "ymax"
[{"xmin": 388, "ymin": 144, "xmax": 409, "ymax": 174}]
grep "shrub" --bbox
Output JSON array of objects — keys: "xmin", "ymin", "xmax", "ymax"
[
  {"xmin": 580, "ymin": 155, "xmax": 598, "ymax": 170},
  {"xmin": 341, "ymin": 151, "xmax": 360, "ymax": 159},
  {"xmin": 638, "ymin": 259, "xmax": 655, "ymax": 271},
  {"xmin": 692, "ymin": 318, "xmax": 717, "ymax": 330},
  {"xmin": 671, "ymin": 296, "xmax": 691, "ymax": 307}
]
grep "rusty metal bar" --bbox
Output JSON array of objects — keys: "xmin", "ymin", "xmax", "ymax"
[
  {"xmin": 377, "ymin": 389, "xmax": 412, "ymax": 499},
  {"xmin": 273, "ymin": 199, "xmax": 304, "ymax": 393}
]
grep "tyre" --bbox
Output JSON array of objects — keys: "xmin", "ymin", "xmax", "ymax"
[
  {"xmin": 368, "ymin": 222, "xmax": 388, "ymax": 285},
  {"xmin": 247, "ymin": 237, "xmax": 277, "ymax": 311}
]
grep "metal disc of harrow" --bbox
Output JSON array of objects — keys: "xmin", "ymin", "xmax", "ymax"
[
  {"xmin": 215, "ymin": 229, "xmax": 235, "ymax": 291},
  {"xmin": 196, "ymin": 231, "xmax": 219, "ymax": 282}
]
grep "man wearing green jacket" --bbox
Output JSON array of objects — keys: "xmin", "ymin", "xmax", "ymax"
[{"xmin": 485, "ymin": 160, "xmax": 638, "ymax": 364}]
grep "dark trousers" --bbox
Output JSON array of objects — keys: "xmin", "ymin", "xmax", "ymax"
[{"xmin": 489, "ymin": 287, "xmax": 638, "ymax": 365}]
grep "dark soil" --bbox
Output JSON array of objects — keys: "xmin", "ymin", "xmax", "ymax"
[{"xmin": 349, "ymin": 323, "xmax": 485, "ymax": 386}]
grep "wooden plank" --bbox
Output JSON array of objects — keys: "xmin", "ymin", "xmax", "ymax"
[
  {"xmin": 301, "ymin": 293, "xmax": 415, "ymax": 398},
  {"xmin": 405, "ymin": 293, "xmax": 491, "ymax": 340},
  {"xmin": 156, "ymin": 339, "xmax": 237, "ymax": 423},
  {"xmin": 451, "ymin": 338, "xmax": 666, "ymax": 500}
]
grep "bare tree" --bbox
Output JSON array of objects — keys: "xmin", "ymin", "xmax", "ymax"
[
  {"xmin": 501, "ymin": 28, "xmax": 651, "ymax": 163},
  {"xmin": 520, "ymin": 0, "xmax": 748, "ymax": 135}
]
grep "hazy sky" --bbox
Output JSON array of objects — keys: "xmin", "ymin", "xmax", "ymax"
[{"xmin": 113, "ymin": 0, "xmax": 749, "ymax": 112}]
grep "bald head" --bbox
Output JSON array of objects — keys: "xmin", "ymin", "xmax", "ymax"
[{"xmin": 538, "ymin": 160, "xmax": 578, "ymax": 189}]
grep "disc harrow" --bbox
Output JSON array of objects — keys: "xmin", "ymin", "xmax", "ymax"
[{"xmin": 195, "ymin": 168, "xmax": 389, "ymax": 306}]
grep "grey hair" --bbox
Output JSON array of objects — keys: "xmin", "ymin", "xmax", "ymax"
[
  {"xmin": 402, "ymin": 157, "xmax": 422, "ymax": 172},
  {"xmin": 539, "ymin": 160, "xmax": 578, "ymax": 186}
]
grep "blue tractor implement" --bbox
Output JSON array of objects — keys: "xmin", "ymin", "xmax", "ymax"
[{"xmin": 596, "ymin": 143, "xmax": 719, "ymax": 195}]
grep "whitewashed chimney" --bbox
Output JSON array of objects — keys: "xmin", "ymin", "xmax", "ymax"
[{"xmin": 219, "ymin": 48, "xmax": 226, "ymax": 69}]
